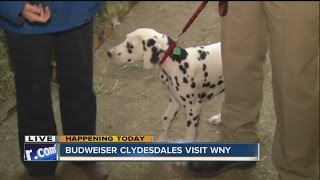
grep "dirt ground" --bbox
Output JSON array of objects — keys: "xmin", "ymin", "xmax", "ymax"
[{"xmin": 0, "ymin": 2, "xmax": 278, "ymax": 180}]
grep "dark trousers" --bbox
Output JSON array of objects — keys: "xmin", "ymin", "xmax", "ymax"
[{"xmin": 6, "ymin": 21, "xmax": 96, "ymax": 176}]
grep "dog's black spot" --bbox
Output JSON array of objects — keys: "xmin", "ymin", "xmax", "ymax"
[
  {"xmin": 200, "ymin": 46, "xmax": 204, "ymax": 49},
  {"xmin": 207, "ymin": 93, "xmax": 214, "ymax": 99},
  {"xmin": 191, "ymin": 78, "xmax": 194, "ymax": 81},
  {"xmin": 204, "ymin": 72, "xmax": 208, "ymax": 78},
  {"xmin": 160, "ymin": 75, "xmax": 164, "ymax": 79},
  {"xmin": 167, "ymin": 36, "xmax": 174, "ymax": 46},
  {"xmin": 184, "ymin": 62, "xmax": 189, "ymax": 69},
  {"xmin": 195, "ymin": 122, "xmax": 199, "ymax": 127},
  {"xmin": 186, "ymin": 94, "xmax": 190, "ymax": 99},
  {"xmin": 202, "ymin": 82, "xmax": 211, "ymax": 88},
  {"xmin": 150, "ymin": 47, "xmax": 164, "ymax": 64},
  {"xmin": 147, "ymin": 38, "xmax": 156, "ymax": 47},
  {"xmin": 189, "ymin": 112, "xmax": 193, "ymax": 116},
  {"xmin": 210, "ymin": 84, "xmax": 216, "ymax": 88},
  {"xmin": 203, "ymin": 64, "xmax": 207, "ymax": 71},
  {"xmin": 180, "ymin": 96, "xmax": 186, "ymax": 102},
  {"xmin": 219, "ymin": 76, "xmax": 222, "ymax": 79},
  {"xmin": 193, "ymin": 115, "xmax": 199, "ymax": 121},
  {"xmin": 179, "ymin": 65, "xmax": 187, "ymax": 74},
  {"xmin": 142, "ymin": 40, "xmax": 147, "ymax": 51},
  {"xmin": 191, "ymin": 82, "xmax": 196, "ymax": 88},
  {"xmin": 171, "ymin": 48, "xmax": 188, "ymax": 63},
  {"xmin": 187, "ymin": 120, "xmax": 192, "ymax": 127},
  {"xmin": 127, "ymin": 59, "xmax": 131, "ymax": 62},
  {"xmin": 197, "ymin": 50, "xmax": 207, "ymax": 60},
  {"xmin": 176, "ymin": 86, "xmax": 179, "ymax": 91},
  {"xmin": 126, "ymin": 42, "xmax": 134, "ymax": 49},
  {"xmin": 219, "ymin": 88, "xmax": 225, "ymax": 93},
  {"xmin": 200, "ymin": 92, "xmax": 207, "ymax": 99},
  {"xmin": 183, "ymin": 105, "xmax": 186, "ymax": 108},
  {"xmin": 174, "ymin": 76, "xmax": 180, "ymax": 86},
  {"xmin": 198, "ymin": 100, "xmax": 202, "ymax": 103},
  {"xmin": 169, "ymin": 99, "xmax": 172, "ymax": 102},
  {"xmin": 162, "ymin": 69, "xmax": 168, "ymax": 76},
  {"xmin": 174, "ymin": 111, "xmax": 178, "ymax": 117},
  {"xmin": 218, "ymin": 80, "xmax": 224, "ymax": 85},
  {"xmin": 189, "ymin": 101, "xmax": 192, "ymax": 105},
  {"xmin": 183, "ymin": 77, "xmax": 188, "ymax": 84},
  {"xmin": 153, "ymin": 36, "xmax": 158, "ymax": 39},
  {"xmin": 128, "ymin": 49, "xmax": 132, "ymax": 54},
  {"xmin": 169, "ymin": 77, "xmax": 173, "ymax": 86},
  {"xmin": 118, "ymin": 52, "xmax": 121, "ymax": 56},
  {"xmin": 191, "ymin": 93, "xmax": 194, "ymax": 97},
  {"xmin": 163, "ymin": 116, "xmax": 167, "ymax": 120}
]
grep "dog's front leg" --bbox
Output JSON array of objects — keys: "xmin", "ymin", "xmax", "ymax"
[
  {"xmin": 183, "ymin": 103, "xmax": 202, "ymax": 142},
  {"xmin": 157, "ymin": 96, "xmax": 180, "ymax": 142}
]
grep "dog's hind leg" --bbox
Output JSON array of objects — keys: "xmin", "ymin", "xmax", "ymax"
[{"xmin": 157, "ymin": 96, "xmax": 180, "ymax": 142}]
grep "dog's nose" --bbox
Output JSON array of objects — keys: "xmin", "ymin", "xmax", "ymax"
[{"xmin": 107, "ymin": 51, "xmax": 112, "ymax": 58}]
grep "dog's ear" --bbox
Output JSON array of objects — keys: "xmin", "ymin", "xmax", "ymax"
[{"xmin": 142, "ymin": 37, "xmax": 164, "ymax": 70}]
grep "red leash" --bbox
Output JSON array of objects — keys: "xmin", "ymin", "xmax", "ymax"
[{"xmin": 159, "ymin": 1, "xmax": 209, "ymax": 65}]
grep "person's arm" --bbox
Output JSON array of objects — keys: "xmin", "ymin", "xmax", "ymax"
[{"xmin": 0, "ymin": 1, "xmax": 27, "ymax": 25}]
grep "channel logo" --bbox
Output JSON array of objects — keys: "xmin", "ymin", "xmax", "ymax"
[{"xmin": 24, "ymin": 144, "xmax": 57, "ymax": 161}]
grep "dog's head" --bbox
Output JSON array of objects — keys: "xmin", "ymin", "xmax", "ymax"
[{"xmin": 107, "ymin": 28, "xmax": 166, "ymax": 69}]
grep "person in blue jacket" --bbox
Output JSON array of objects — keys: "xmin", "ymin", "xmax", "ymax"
[{"xmin": 0, "ymin": 1, "xmax": 108, "ymax": 179}]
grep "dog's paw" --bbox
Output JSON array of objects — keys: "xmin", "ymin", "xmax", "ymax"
[{"xmin": 208, "ymin": 113, "xmax": 221, "ymax": 125}]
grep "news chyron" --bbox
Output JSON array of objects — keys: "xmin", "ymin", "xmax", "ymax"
[{"xmin": 24, "ymin": 136, "xmax": 57, "ymax": 161}]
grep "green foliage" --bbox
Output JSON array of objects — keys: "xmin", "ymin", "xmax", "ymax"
[{"xmin": 0, "ymin": 30, "xmax": 15, "ymax": 100}]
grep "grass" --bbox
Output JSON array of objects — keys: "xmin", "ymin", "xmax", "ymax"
[{"xmin": 0, "ymin": 29, "xmax": 14, "ymax": 100}]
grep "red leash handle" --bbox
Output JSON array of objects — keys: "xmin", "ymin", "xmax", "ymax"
[
  {"xmin": 180, "ymin": 0, "xmax": 209, "ymax": 37},
  {"xmin": 160, "ymin": 1, "xmax": 209, "ymax": 65},
  {"xmin": 218, "ymin": 1, "xmax": 228, "ymax": 17}
]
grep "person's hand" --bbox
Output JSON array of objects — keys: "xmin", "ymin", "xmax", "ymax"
[{"xmin": 21, "ymin": 2, "xmax": 51, "ymax": 23}]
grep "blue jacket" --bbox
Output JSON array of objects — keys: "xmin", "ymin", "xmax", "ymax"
[{"xmin": 0, "ymin": 1, "xmax": 105, "ymax": 34}]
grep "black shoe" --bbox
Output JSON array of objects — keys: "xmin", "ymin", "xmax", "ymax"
[
  {"xmin": 26, "ymin": 167, "xmax": 56, "ymax": 177},
  {"xmin": 188, "ymin": 161, "xmax": 256, "ymax": 177}
]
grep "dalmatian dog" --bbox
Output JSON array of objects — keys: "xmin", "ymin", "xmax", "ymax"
[{"xmin": 107, "ymin": 28, "xmax": 223, "ymax": 143}]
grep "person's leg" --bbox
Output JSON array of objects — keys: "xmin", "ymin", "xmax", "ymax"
[
  {"xmin": 54, "ymin": 21, "xmax": 107, "ymax": 179},
  {"xmin": 54, "ymin": 21, "xmax": 96, "ymax": 136},
  {"xmin": 264, "ymin": 2, "xmax": 319, "ymax": 179},
  {"xmin": 6, "ymin": 32, "xmax": 57, "ymax": 176},
  {"xmin": 188, "ymin": 1, "xmax": 269, "ymax": 176}
]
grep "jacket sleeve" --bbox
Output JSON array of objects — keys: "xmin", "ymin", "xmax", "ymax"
[{"xmin": 0, "ymin": 1, "xmax": 26, "ymax": 25}]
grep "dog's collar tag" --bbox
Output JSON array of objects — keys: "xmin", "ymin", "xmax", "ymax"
[{"xmin": 172, "ymin": 47, "xmax": 181, "ymax": 56}]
